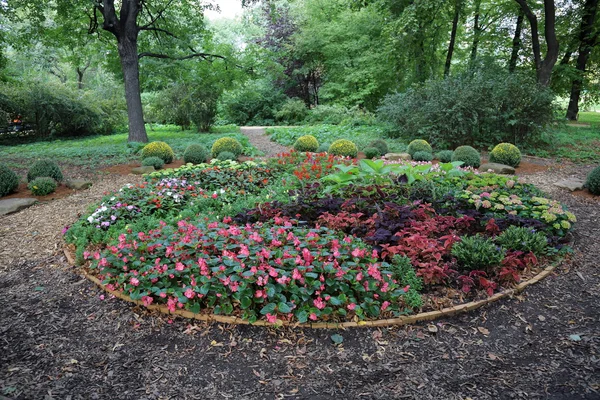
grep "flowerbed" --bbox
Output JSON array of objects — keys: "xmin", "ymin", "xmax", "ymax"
[{"xmin": 65, "ymin": 152, "xmax": 575, "ymax": 325}]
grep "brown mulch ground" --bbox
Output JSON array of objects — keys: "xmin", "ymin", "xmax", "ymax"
[
  {"xmin": 2, "ymin": 183, "xmax": 81, "ymax": 202},
  {"xmin": 0, "ymin": 134, "xmax": 599, "ymax": 399}
]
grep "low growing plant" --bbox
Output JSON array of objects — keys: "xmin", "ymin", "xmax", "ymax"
[
  {"xmin": 293, "ymin": 135, "xmax": 319, "ymax": 152},
  {"xmin": 329, "ymin": 139, "xmax": 358, "ymax": 158},
  {"xmin": 141, "ymin": 156, "xmax": 164, "ymax": 170},
  {"xmin": 28, "ymin": 177, "xmax": 57, "ymax": 196},
  {"xmin": 0, "ymin": 163, "xmax": 19, "ymax": 196},
  {"xmin": 452, "ymin": 146, "xmax": 481, "ymax": 168},
  {"xmin": 212, "ymin": 137, "xmax": 243, "ymax": 158},
  {"xmin": 586, "ymin": 165, "xmax": 600, "ymax": 195},
  {"xmin": 436, "ymin": 150, "xmax": 454, "ymax": 163},
  {"xmin": 141, "ymin": 141, "xmax": 175, "ymax": 164},
  {"xmin": 217, "ymin": 151, "xmax": 237, "ymax": 161},
  {"xmin": 412, "ymin": 151, "xmax": 433, "ymax": 162},
  {"xmin": 496, "ymin": 225, "xmax": 548, "ymax": 256},
  {"xmin": 368, "ymin": 139, "xmax": 389, "ymax": 155},
  {"xmin": 27, "ymin": 160, "xmax": 63, "ymax": 182},
  {"xmin": 364, "ymin": 147, "xmax": 381, "ymax": 159},
  {"xmin": 451, "ymin": 235, "xmax": 505, "ymax": 271},
  {"xmin": 183, "ymin": 144, "xmax": 210, "ymax": 164}
]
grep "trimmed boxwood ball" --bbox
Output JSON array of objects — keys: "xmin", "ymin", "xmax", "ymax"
[
  {"xmin": 141, "ymin": 156, "xmax": 165, "ymax": 170},
  {"xmin": 452, "ymin": 145, "xmax": 481, "ymax": 168},
  {"xmin": 212, "ymin": 137, "xmax": 243, "ymax": 158},
  {"xmin": 586, "ymin": 165, "xmax": 600, "ymax": 195},
  {"xmin": 489, "ymin": 142, "xmax": 522, "ymax": 167},
  {"xmin": 407, "ymin": 139, "xmax": 432, "ymax": 157},
  {"xmin": 27, "ymin": 160, "xmax": 63, "ymax": 182},
  {"xmin": 328, "ymin": 139, "xmax": 358, "ymax": 158},
  {"xmin": 412, "ymin": 151, "xmax": 433, "ymax": 162},
  {"xmin": 141, "ymin": 141, "xmax": 175, "ymax": 164},
  {"xmin": 293, "ymin": 135, "xmax": 319, "ymax": 152},
  {"xmin": 368, "ymin": 139, "xmax": 389, "ymax": 155},
  {"xmin": 217, "ymin": 151, "xmax": 237, "ymax": 161},
  {"xmin": 0, "ymin": 163, "xmax": 19, "ymax": 196},
  {"xmin": 184, "ymin": 144, "xmax": 210, "ymax": 164},
  {"xmin": 316, "ymin": 143, "xmax": 330, "ymax": 153},
  {"xmin": 436, "ymin": 150, "xmax": 454, "ymax": 163},
  {"xmin": 364, "ymin": 147, "xmax": 381, "ymax": 159},
  {"xmin": 28, "ymin": 177, "xmax": 57, "ymax": 196}
]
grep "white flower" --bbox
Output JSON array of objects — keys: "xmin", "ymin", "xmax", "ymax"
[
  {"xmin": 87, "ymin": 216, "xmax": 94, "ymax": 223},
  {"xmin": 220, "ymin": 189, "xmax": 225, "ymax": 194},
  {"xmin": 110, "ymin": 197, "xmax": 115, "ymax": 201}
]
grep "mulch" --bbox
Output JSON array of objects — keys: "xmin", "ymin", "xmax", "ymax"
[
  {"xmin": 1, "ymin": 182, "xmax": 80, "ymax": 202},
  {"xmin": 0, "ymin": 131, "xmax": 599, "ymax": 399}
]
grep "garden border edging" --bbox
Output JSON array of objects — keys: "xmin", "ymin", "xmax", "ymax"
[{"xmin": 64, "ymin": 248, "xmax": 557, "ymax": 329}]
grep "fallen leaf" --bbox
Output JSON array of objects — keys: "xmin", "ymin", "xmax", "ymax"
[
  {"xmin": 538, "ymin": 315, "xmax": 546, "ymax": 321},
  {"xmin": 331, "ymin": 334, "xmax": 344, "ymax": 344},
  {"xmin": 569, "ymin": 334, "xmax": 582, "ymax": 342},
  {"xmin": 427, "ymin": 324, "xmax": 438, "ymax": 333},
  {"xmin": 478, "ymin": 327, "xmax": 490, "ymax": 336},
  {"xmin": 488, "ymin": 353, "xmax": 499, "ymax": 360}
]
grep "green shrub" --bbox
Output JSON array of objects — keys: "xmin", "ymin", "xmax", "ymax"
[
  {"xmin": 217, "ymin": 151, "xmax": 237, "ymax": 161},
  {"xmin": 305, "ymin": 104, "xmax": 350, "ymax": 125},
  {"xmin": 452, "ymin": 235, "xmax": 505, "ymax": 271},
  {"xmin": 276, "ymin": 98, "xmax": 308, "ymax": 124},
  {"xmin": 293, "ymin": 135, "xmax": 319, "ymax": 152},
  {"xmin": 496, "ymin": 226, "xmax": 548, "ymax": 256},
  {"xmin": 368, "ymin": 139, "xmax": 389, "ymax": 155},
  {"xmin": 585, "ymin": 166, "xmax": 600, "ymax": 195},
  {"xmin": 219, "ymin": 79, "xmax": 286, "ymax": 126},
  {"xmin": 184, "ymin": 144, "xmax": 210, "ymax": 164},
  {"xmin": 212, "ymin": 137, "xmax": 243, "ymax": 158},
  {"xmin": 317, "ymin": 142, "xmax": 331, "ymax": 153},
  {"xmin": 28, "ymin": 177, "xmax": 57, "ymax": 196},
  {"xmin": 407, "ymin": 139, "xmax": 432, "ymax": 157},
  {"xmin": 452, "ymin": 145, "xmax": 481, "ymax": 168},
  {"xmin": 436, "ymin": 150, "xmax": 454, "ymax": 163},
  {"xmin": 377, "ymin": 65, "xmax": 555, "ymax": 148},
  {"xmin": 412, "ymin": 151, "xmax": 433, "ymax": 162},
  {"xmin": 364, "ymin": 147, "xmax": 381, "ymax": 159},
  {"xmin": 489, "ymin": 143, "xmax": 522, "ymax": 167},
  {"xmin": 27, "ymin": 160, "xmax": 63, "ymax": 182},
  {"xmin": 328, "ymin": 139, "xmax": 358, "ymax": 158},
  {"xmin": 0, "ymin": 163, "xmax": 19, "ymax": 196},
  {"xmin": 389, "ymin": 255, "xmax": 423, "ymax": 309},
  {"xmin": 141, "ymin": 156, "xmax": 164, "ymax": 170},
  {"xmin": 141, "ymin": 141, "xmax": 175, "ymax": 164}
]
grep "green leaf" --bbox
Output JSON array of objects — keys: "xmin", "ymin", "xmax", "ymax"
[
  {"xmin": 189, "ymin": 303, "xmax": 201, "ymax": 314},
  {"xmin": 260, "ymin": 303, "xmax": 277, "ymax": 315},
  {"xmin": 296, "ymin": 310, "xmax": 308, "ymax": 323},
  {"xmin": 331, "ymin": 334, "xmax": 344, "ymax": 344},
  {"xmin": 240, "ymin": 296, "xmax": 252, "ymax": 309},
  {"xmin": 278, "ymin": 302, "xmax": 292, "ymax": 313}
]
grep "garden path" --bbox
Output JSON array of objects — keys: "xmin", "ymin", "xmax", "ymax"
[
  {"xmin": 0, "ymin": 154, "xmax": 598, "ymax": 399},
  {"xmin": 240, "ymin": 126, "xmax": 290, "ymax": 157}
]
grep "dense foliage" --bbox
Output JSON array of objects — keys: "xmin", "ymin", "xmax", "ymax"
[
  {"xmin": 183, "ymin": 144, "xmax": 210, "ymax": 164},
  {"xmin": 27, "ymin": 160, "xmax": 63, "ymax": 182},
  {"xmin": 452, "ymin": 146, "xmax": 481, "ymax": 168},
  {"xmin": 0, "ymin": 163, "xmax": 19, "ymax": 196},
  {"xmin": 141, "ymin": 157, "xmax": 165, "ymax": 170},
  {"xmin": 141, "ymin": 141, "xmax": 175, "ymax": 164},
  {"xmin": 586, "ymin": 166, "xmax": 600, "ymax": 195},
  {"xmin": 28, "ymin": 176, "xmax": 57, "ymax": 196},
  {"xmin": 489, "ymin": 143, "xmax": 522, "ymax": 167}
]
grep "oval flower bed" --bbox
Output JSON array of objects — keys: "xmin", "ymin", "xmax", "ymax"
[{"xmin": 65, "ymin": 153, "xmax": 576, "ymax": 325}]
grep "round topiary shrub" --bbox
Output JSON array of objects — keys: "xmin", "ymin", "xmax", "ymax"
[
  {"xmin": 586, "ymin": 165, "xmax": 600, "ymax": 195},
  {"xmin": 0, "ymin": 163, "xmax": 19, "ymax": 196},
  {"xmin": 316, "ymin": 143, "xmax": 330, "ymax": 153},
  {"xmin": 141, "ymin": 141, "xmax": 175, "ymax": 164},
  {"xmin": 436, "ymin": 150, "xmax": 454, "ymax": 163},
  {"xmin": 141, "ymin": 156, "xmax": 165, "ymax": 170},
  {"xmin": 364, "ymin": 147, "xmax": 381, "ymax": 159},
  {"xmin": 217, "ymin": 151, "xmax": 237, "ymax": 161},
  {"xmin": 184, "ymin": 144, "xmax": 210, "ymax": 164},
  {"xmin": 27, "ymin": 160, "xmax": 63, "ymax": 183},
  {"xmin": 407, "ymin": 139, "xmax": 432, "ymax": 157},
  {"xmin": 328, "ymin": 139, "xmax": 358, "ymax": 158},
  {"xmin": 412, "ymin": 151, "xmax": 433, "ymax": 162},
  {"xmin": 28, "ymin": 177, "xmax": 57, "ymax": 196},
  {"xmin": 293, "ymin": 135, "xmax": 319, "ymax": 152},
  {"xmin": 368, "ymin": 139, "xmax": 389, "ymax": 156},
  {"xmin": 212, "ymin": 137, "xmax": 243, "ymax": 158},
  {"xmin": 452, "ymin": 145, "xmax": 481, "ymax": 168},
  {"xmin": 489, "ymin": 142, "xmax": 522, "ymax": 167}
]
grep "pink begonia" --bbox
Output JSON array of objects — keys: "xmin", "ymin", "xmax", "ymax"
[
  {"xmin": 99, "ymin": 294, "xmax": 105, "ymax": 300},
  {"xmin": 266, "ymin": 313, "xmax": 277, "ymax": 324},
  {"xmin": 313, "ymin": 297, "xmax": 326, "ymax": 310},
  {"xmin": 381, "ymin": 301, "xmax": 390, "ymax": 311},
  {"xmin": 175, "ymin": 262, "xmax": 185, "ymax": 271},
  {"xmin": 351, "ymin": 248, "xmax": 365, "ymax": 258},
  {"xmin": 167, "ymin": 298, "xmax": 177, "ymax": 312},
  {"xmin": 356, "ymin": 272, "xmax": 363, "ymax": 281},
  {"xmin": 130, "ymin": 277, "xmax": 139, "ymax": 286},
  {"xmin": 255, "ymin": 290, "xmax": 264, "ymax": 298},
  {"xmin": 83, "ymin": 251, "xmax": 91, "ymax": 259},
  {"xmin": 159, "ymin": 292, "xmax": 167, "ymax": 298},
  {"xmin": 347, "ymin": 303, "xmax": 356, "ymax": 310},
  {"xmin": 292, "ymin": 269, "xmax": 302, "ymax": 280},
  {"xmin": 309, "ymin": 313, "xmax": 318, "ymax": 321},
  {"xmin": 184, "ymin": 288, "xmax": 195, "ymax": 299},
  {"xmin": 403, "ymin": 285, "xmax": 411, "ymax": 292},
  {"xmin": 142, "ymin": 296, "xmax": 154, "ymax": 307}
]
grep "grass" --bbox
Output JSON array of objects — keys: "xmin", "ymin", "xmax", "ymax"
[
  {"xmin": 578, "ymin": 111, "xmax": 600, "ymax": 127},
  {"xmin": 528, "ymin": 124, "xmax": 600, "ymax": 163},
  {"xmin": 0, "ymin": 125, "xmax": 255, "ymax": 169},
  {"xmin": 266, "ymin": 125, "xmax": 407, "ymax": 153}
]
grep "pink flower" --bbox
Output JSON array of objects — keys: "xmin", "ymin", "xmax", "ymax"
[
  {"xmin": 184, "ymin": 288, "xmax": 195, "ymax": 299},
  {"xmin": 313, "ymin": 297, "xmax": 326, "ymax": 310},
  {"xmin": 309, "ymin": 313, "xmax": 318, "ymax": 321},
  {"xmin": 266, "ymin": 313, "xmax": 277, "ymax": 324},
  {"xmin": 212, "ymin": 193, "xmax": 218, "ymax": 199},
  {"xmin": 142, "ymin": 296, "xmax": 154, "ymax": 307},
  {"xmin": 99, "ymin": 294, "xmax": 105, "ymax": 300},
  {"xmin": 347, "ymin": 303, "xmax": 356, "ymax": 310},
  {"xmin": 159, "ymin": 292, "xmax": 167, "ymax": 298},
  {"xmin": 175, "ymin": 262, "xmax": 185, "ymax": 271},
  {"xmin": 130, "ymin": 277, "xmax": 140, "ymax": 286},
  {"xmin": 381, "ymin": 301, "xmax": 390, "ymax": 311},
  {"xmin": 481, "ymin": 192, "xmax": 491, "ymax": 198},
  {"xmin": 403, "ymin": 285, "xmax": 410, "ymax": 292},
  {"xmin": 83, "ymin": 251, "xmax": 91, "ymax": 259},
  {"xmin": 254, "ymin": 290, "xmax": 264, "ymax": 298},
  {"xmin": 292, "ymin": 269, "xmax": 302, "ymax": 280}
]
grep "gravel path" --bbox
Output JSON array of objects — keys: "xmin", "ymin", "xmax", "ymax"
[
  {"xmin": 241, "ymin": 126, "xmax": 290, "ymax": 157},
  {"xmin": 0, "ymin": 160, "xmax": 598, "ymax": 399}
]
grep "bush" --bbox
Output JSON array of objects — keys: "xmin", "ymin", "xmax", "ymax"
[
  {"xmin": 496, "ymin": 226, "xmax": 548, "ymax": 256},
  {"xmin": 141, "ymin": 157, "xmax": 164, "ymax": 170},
  {"xmin": 27, "ymin": 160, "xmax": 63, "ymax": 182},
  {"xmin": 489, "ymin": 143, "xmax": 522, "ymax": 167},
  {"xmin": 368, "ymin": 139, "xmax": 389, "ymax": 155},
  {"xmin": 452, "ymin": 235, "xmax": 505, "ymax": 271},
  {"xmin": 328, "ymin": 139, "xmax": 358, "ymax": 158},
  {"xmin": 293, "ymin": 135, "xmax": 319, "ymax": 152},
  {"xmin": 212, "ymin": 137, "xmax": 243, "ymax": 158},
  {"xmin": 141, "ymin": 141, "xmax": 175, "ymax": 164},
  {"xmin": 407, "ymin": 139, "xmax": 432, "ymax": 157},
  {"xmin": 0, "ymin": 163, "xmax": 19, "ymax": 196},
  {"xmin": 219, "ymin": 79, "xmax": 286, "ymax": 126},
  {"xmin": 377, "ymin": 65, "xmax": 555, "ymax": 148},
  {"xmin": 276, "ymin": 98, "xmax": 308, "ymax": 124},
  {"xmin": 364, "ymin": 147, "xmax": 381, "ymax": 159},
  {"xmin": 184, "ymin": 144, "xmax": 210, "ymax": 164},
  {"xmin": 389, "ymin": 255, "xmax": 423, "ymax": 309},
  {"xmin": 452, "ymin": 145, "xmax": 481, "ymax": 168},
  {"xmin": 585, "ymin": 166, "xmax": 600, "ymax": 195},
  {"xmin": 412, "ymin": 151, "xmax": 433, "ymax": 162},
  {"xmin": 28, "ymin": 177, "xmax": 57, "ymax": 196},
  {"xmin": 317, "ymin": 143, "xmax": 331, "ymax": 153},
  {"xmin": 436, "ymin": 150, "xmax": 454, "ymax": 163},
  {"xmin": 305, "ymin": 105, "xmax": 351, "ymax": 125},
  {"xmin": 217, "ymin": 151, "xmax": 237, "ymax": 161}
]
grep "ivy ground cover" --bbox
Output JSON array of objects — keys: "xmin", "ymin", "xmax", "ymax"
[{"xmin": 65, "ymin": 152, "xmax": 575, "ymax": 324}]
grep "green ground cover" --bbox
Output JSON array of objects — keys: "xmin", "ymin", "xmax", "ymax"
[{"xmin": 530, "ymin": 124, "xmax": 600, "ymax": 163}]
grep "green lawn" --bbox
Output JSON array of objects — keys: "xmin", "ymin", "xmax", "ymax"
[
  {"xmin": 578, "ymin": 111, "xmax": 600, "ymax": 127},
  {"xmin": 0, "ymin": 125, "xmax": 253, "ymax": 169},
  {"xmin": 528, "ymin": 124, "xmax": 600, "ymax": 163}
]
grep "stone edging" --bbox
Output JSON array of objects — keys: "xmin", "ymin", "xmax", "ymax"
[{"xmin": 64, "ymin": 248, "xmax": 557, "ymax": 329}]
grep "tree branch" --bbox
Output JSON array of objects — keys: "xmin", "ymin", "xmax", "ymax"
[
  {"xmin": 138, "ymin": 26, "xmax": 178, "ymax": 38},
  {"xmin": 139, "ymin": 0, "xmax": 175, "ymax": 30},
  {"xmin": 138, "ymin": 52, "xmax": 226, "ymax": 62},
  {"xmin": 514, "ymin": 0, "xmax": 541, "ymax": 68}
]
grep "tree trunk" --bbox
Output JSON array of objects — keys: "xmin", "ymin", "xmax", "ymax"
[
  {"xmin": 566, "ymin": 0, "xmax": 599, "ymax": 120},
  {"xmin": 77, "ymin": 68, "xmax": 85, "ymax": 90},
  {"xmin": 118, "ymin": 37, "xmax": 148, "ymax": 143},
  {"xmin": 444, "ymin": 0, "xmax": 461, "ymax": 77},
  {"xmin": 470, "ymin": 0, "xmax": 481, "ymax": 66},
  {"xmin": 508, "ymin": 9, "xmax": 524, "ymax": 72}
]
